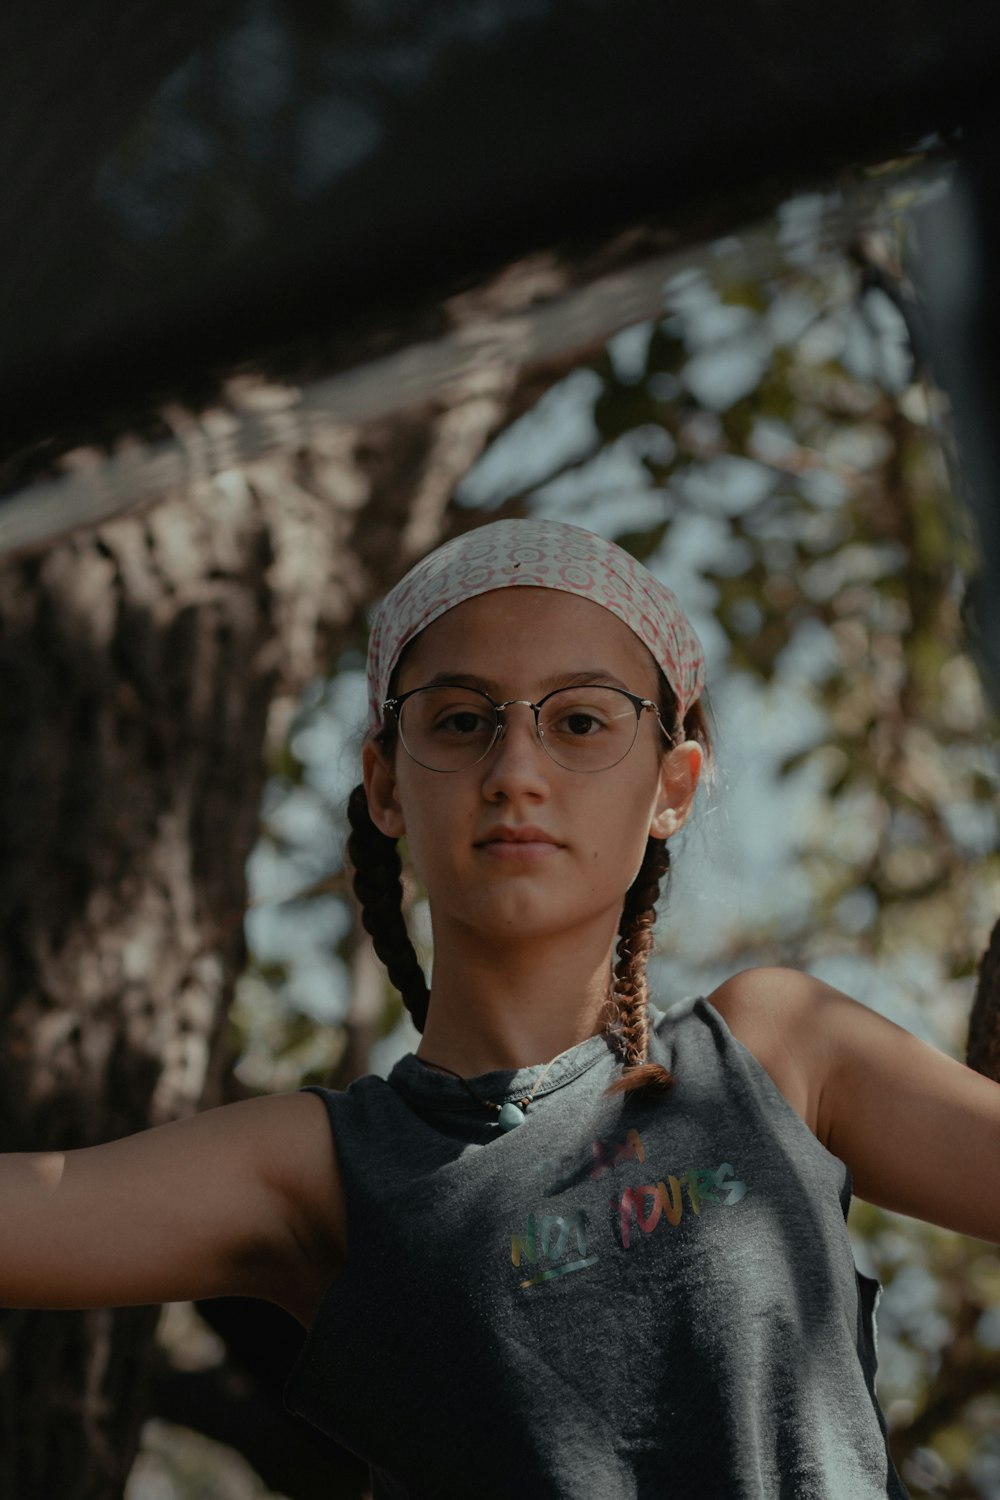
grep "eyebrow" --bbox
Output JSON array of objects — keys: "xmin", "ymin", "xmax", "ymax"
[{"xmin": 415, "ymin": 668, "xmax": 633, "ymax": 694}]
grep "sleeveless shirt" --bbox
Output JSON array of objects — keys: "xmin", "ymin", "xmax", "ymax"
[{"xmin": 285, "ymin": 997, "xmax": 909, "ymax": 1499}]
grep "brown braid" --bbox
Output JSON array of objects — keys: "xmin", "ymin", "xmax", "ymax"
[
  {"xmin": 603, "ymin": 693, "xmax": 714, "ymax": 1096},
  {"xmin": 346, "ymin": 782, "xmax": 430, "ymax": 1032},
  {"xmin": 604, "ymin": 835, "xmax": 673, "ymax": 1095}
]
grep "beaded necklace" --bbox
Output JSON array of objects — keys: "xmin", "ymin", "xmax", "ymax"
[{"xmin": 416, "ymin": 1051, "xmax": 565, "ymax": 1131}]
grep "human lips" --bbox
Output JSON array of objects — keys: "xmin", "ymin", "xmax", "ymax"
[{"xmin": 474, "ymin": 826, "xmax": 563, "ymax": 858}]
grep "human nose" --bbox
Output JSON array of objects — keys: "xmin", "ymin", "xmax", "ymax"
[{"xmin": 479, "ymin": 702, "xmax": 551, "ymax": 795}]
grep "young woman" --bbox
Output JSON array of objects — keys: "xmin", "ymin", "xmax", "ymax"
[{"xmin": 2, "ymin": 518, "xmax": 999, "ymax": 1498}]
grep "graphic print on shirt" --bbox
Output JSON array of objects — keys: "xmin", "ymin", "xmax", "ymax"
[
  {"xmin": 511, "ymin": 1209, "xmax": 597, "ymax": 1288},
  {"xmin": 510, "ymin": 1127, "xmax": 748, "ymax": 1289}
]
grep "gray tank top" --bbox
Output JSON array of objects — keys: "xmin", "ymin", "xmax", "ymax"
[{"xmin": 285, "ymin": 996, "xmax": 909, "ymax": 1499}]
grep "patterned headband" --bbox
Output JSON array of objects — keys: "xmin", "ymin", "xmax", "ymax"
[{"xmin": 366, "ymin": 519, "xmax": 705, "ymax": 731}]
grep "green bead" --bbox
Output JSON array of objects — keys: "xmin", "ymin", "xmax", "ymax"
[{"xmin": 497, "ymin": 1101, "xmax": 526, "ymax": 1131}]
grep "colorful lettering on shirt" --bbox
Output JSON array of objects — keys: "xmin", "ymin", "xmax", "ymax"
[
  {"xmin": 512, "ymin": 1135, "xmax": 749, "ymax": 1286},
  {"xmin": 589, "ymin": 1127, "xmax": 647, "ymax": 1181},
  {"xmin": 714, "ymin": 1161, "xmax": 749, "ymax": 1206},
  {"xmin": 537, "ymin": 1128, "xmax": 647, "ymax": 1195},
  {"xmin": 512, "ymin": 1210, "xmax": 588, "ymax": 1266},
  {"xmin": 610, "ymin": 1163, "xmax": 748, "ymax": 1249},
  {"xmin": 511, "ymin": 1210, "xmax": 598, "ymax": 1287}
]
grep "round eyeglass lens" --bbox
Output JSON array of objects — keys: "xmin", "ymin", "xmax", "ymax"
[
  {"xmin": 538, "ymin": 686, "xmax": 641, "ymax": 770},
  {"xmin": 397, "ymin": 685, "xmax": 643, "ymax": 772},
  {"xmin": 397, "ymin": 687, "xmax": 498, "ymax": 771}
]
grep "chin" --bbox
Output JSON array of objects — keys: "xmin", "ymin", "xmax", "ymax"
[{"xmin": 463, "ymin": 891, "xmax": 616, "ymax": 943}]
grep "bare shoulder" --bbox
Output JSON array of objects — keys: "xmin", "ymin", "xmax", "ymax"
[
  {"xmin": 237, "ymin": 1091, "xmax": 347, "ymax": 1270},
  {"xmin": 0, "ymin": 1088, "xmax": 347, "ymax": 1324},
  {"xmin": 127, "ymin": 1090, "xmax": 349, "ymax": 1297},
  {"xmin": 707, "ymin": 967, "xmax": 1000, "ymax": 1244},
  {"xmin": 165, "ymin": 1091, "xmax": 342, "ymax": 1210},
  {"xmin": 706, "ymin": 966, "xmax": 841, "ymax": 1138},
  {"xmin": 706, "ymin": 969, "xmax": 1000, "ymax": 1246}
]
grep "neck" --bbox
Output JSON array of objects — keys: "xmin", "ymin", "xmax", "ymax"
[{"xmin": 415, "ymin": 918, "xmax": 620, "ymax": 1076}]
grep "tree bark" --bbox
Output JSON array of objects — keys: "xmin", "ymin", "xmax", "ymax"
[
  {"xmin": 966, "ymin": 914, "xmax": 1000, "ymax": 1080},
  {"xmin": 0, "ymin": 487, "xmax": 288, "ymax": 1496},
  {"xmin": 0, "ymin": 361, "xmax": 530, "ymax": 1494}
]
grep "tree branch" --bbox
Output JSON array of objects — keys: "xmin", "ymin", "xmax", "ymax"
[{"xmin": 966, "ymin": 914, "xmax": 1000, "ymax": 1078}]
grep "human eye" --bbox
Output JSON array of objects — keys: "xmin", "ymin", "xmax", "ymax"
[
  {"xmin": 559, "ymin": 709, "xmax": 604, "ymax": 737},
  {"xmin": 436, "ymin": 707, "xmax": 492, "ymax": 736},
  {"xmin": 547, "ymin": 693, "xmax": 613, "ymax": 737},
  {"xmin": 426, "ymin": 692, "xmax": 493, "ymax": 738}
]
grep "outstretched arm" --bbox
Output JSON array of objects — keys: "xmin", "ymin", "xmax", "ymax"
[
  {"xmin": 712, "ymin": 966, "xmax": 1000, "ymax": 1245},
  {"xmin": 0, "ymin": 1092, "xmax": 344, "ymax": 1327}
]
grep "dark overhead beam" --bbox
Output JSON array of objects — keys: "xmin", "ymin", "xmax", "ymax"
[{"xmin": 2, "ymin": 0, "xmax": 999, "ymax": 458}]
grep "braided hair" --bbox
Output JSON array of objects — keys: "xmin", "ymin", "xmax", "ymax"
[
  {"xmin": 346, "ymin": 781, "xmax": 430, "ymax": 1032},
  {"xmin": 604, "ymin": 833, "xmax": 674, "ymax": 1094},
  {"xmin": 346, "ymin": 675, "xmax": 711, "ymax": 1089},
  {"xmin": 604, "ymin": 693, "xmax": 712, "ymax": 1092}
]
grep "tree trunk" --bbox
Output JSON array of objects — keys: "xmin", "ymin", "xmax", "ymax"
[
  {"xmin": 0, "ymin": 489, "xmax": 288, "ymax": 1495},
  {"xmin": 0, "ymin": 368, "xmax": 523, "ymax": 1494},
  {"xmin": 966, "ymin": 915, "xmax": 1000, "ymax": 1079}
]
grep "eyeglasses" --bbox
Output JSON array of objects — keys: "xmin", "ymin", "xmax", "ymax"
[{"xmin": 382, "ymin": 683, "xmax": 670, "ymax": 773}]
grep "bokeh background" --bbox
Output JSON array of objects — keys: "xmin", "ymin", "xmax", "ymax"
[{"xmin": 125, "ymin": 184, "xmax": 1000, "ymax": 1497}]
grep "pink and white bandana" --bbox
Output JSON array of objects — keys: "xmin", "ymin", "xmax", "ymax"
[{"xmin": 366, "ymin": 519, "xmax": 705, "ymax": 730}]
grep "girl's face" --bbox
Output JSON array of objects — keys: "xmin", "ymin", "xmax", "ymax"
[{"xmin": 363, "ymin": 588, "xmax": 702, "ymax": 951}]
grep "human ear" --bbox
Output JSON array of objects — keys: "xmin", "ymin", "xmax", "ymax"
[
  {"xmin": 362, "ymin": 739, "xmax": 407, "ymax": 840},
  {"xmin": 649, "ymin": 740, "xmax": 703, "ymax": 839}
]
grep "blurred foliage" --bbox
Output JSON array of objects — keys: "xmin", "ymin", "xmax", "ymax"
[
  {"xmin": 147, "ymin": 183, "xmax": 1000, "ymax": 1496},
  {"xmin": 127, "ymin": 1419, "xmax": 292, "ymax": 1500}
]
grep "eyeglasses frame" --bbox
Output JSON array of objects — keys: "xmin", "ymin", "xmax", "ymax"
[{"xmin": 381, "ymin": 682, "xmax": 674, "ymax": 773}]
